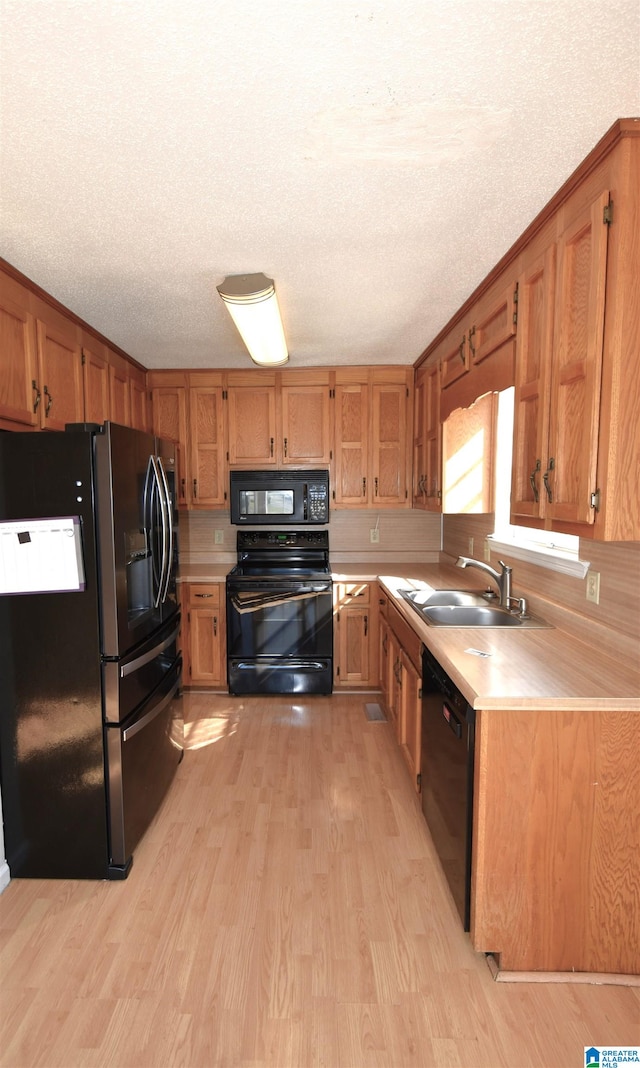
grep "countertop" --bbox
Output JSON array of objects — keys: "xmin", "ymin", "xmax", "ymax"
[{"xmin": 179, "ymin": 558, "xmax": 640, "ymax": 712}]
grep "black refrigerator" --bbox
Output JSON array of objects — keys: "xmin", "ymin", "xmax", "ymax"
[{"xmin": 0, "ymin": 422, "xmax": 183, "ymax": 880}]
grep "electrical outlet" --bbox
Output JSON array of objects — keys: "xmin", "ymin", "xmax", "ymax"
[
  {"xmin": 586, "ymin": 571, "xmax": 600, "ymax": 605},
  {"xmin": 468, "ymin": 537, "xmax": 474, "ymax": 555},
  {"xmin": 370, "ymin": 528, "xmax": 380, "ymax": 544},
  {"xmin": 484, "ymin": 539, "xmax": 491, "ymax": 562},
  {"xmin": 214, "ymin": 529, "xmax": 224, "ymax": 545}
]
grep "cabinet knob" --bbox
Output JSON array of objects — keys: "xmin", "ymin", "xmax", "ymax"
[
  {"xmin": 43, "ymin": 385, "xmax": 53, "ymax": 416},
  {"xmin": 32, "ymin": 380, "xmax": 41, "ymax": 413}
]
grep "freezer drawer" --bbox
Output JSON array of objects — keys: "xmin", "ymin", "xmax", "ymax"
[
  {"xmin": 102, "ymin": 613, "xmax": 180, "ymax": 725},
  {"xmin": 106, "ymin": 655, "xmax": 183, "ymax": 876}
]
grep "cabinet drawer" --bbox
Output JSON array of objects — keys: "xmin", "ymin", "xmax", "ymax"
[
  {"xmin": 187, "ymin": 583, "xmax": 221, "ymax": 607},
  {"xmin": 334, "ymin": 581, "xmax": 370, "ymax": 606}
]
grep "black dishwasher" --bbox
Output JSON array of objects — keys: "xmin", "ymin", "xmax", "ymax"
[{"xmin": 421, "ymin": 646, "xmax": 476, "ymax": 930}]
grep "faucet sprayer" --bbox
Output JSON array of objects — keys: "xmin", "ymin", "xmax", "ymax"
[{"xmin": 455, "ymin": 556, "xmax": 512, "ymax": 607}]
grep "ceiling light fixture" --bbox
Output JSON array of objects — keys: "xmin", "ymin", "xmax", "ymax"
[{"xmin": 217, "ymin": 273, "xmax": 289, "ymax": 367}]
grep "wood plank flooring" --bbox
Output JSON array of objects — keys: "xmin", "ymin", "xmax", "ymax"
[{"xmin": 1, "ymin": 693, "xmax": 639, "ymax": 1067}]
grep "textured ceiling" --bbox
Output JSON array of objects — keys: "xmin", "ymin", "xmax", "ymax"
[{"xmin": 1, "ymin": 0, "xmax": 639, "ymax": 370}]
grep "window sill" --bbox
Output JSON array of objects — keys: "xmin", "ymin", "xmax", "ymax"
[{"xmin": 488, "ymin": 536, "xmax": 590, "ymax": 579}]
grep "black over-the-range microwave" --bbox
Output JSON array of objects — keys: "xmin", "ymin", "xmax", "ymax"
[{"xmin": 229, "ymin": 469, "xmax": 329, "ymax": 525}]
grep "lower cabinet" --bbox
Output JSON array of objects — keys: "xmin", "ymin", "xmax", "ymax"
[
  {"xmin": 378, "ymin": 587, "xmax": 422, "ymax": 792},
  {"xmin": 472, "ymin": 706, "xmax": 639, "ymax": 975},
  {"xmin": 333, "ymin": 582, "xmax": 379, "ymax": 687},
  {"xmin": 182, "ymin": 583, "xmax": 226, "ymax": 688}
]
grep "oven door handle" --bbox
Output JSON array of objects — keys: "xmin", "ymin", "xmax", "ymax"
[{"xmin": 229, "ymin": 588, "xmax": 327, "ymax": 613}]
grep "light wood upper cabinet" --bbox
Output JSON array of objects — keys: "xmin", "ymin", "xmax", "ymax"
[
  {"xmin": 108, "ymin": 358, "xmax": 131, "ymax": 427},
  {"xmin": 82, "ymin": 346, "xmax": 110, "ymax": 425},
  {"xmin": 280, "ymin": 370, "xmax": 332, "ymax": 465},
  {"xmin": 35, "ymin": 319, "xmax": 83, "ymax": 430},
  {"xmin": 333, "ymin": 374, "xmax": 369, "ymax": 505},
  {"xmin": 129, "ymin": 366, "xmax": 150, "ymax": 432},
  {"xmin": 149, "ymin": 373, "xmax": 189, "ymax": 506},
  {"xmin": 470, "ymin": 281, "xmax": 517, "ymax": 366},
  {"xmin": 511, "ymin": 240, "xmax": 556, "ymax": 520},
  {"xmin": 511, "ymin": 188, "xmax": 610, "ymax": 530},
  {"xmin": 189, "ymin": 381, "xmax": 226, "ymax": 507},
  {"xmin": 413, "ymin": 361, "xmax": 441, "ymax": 511},
  {"xmin": 440, "ymin": 333, "xmax": 469, "ymax": 389},
  {"xmin": 545, "ymin": 190, "xmax": 609, "ymax": 527},
  {"xmin": 226, "ymin": 371, "xmax": 277, "ymax": 465},
  {"xmin": 0, "ymin": 293, "xmax": 39, "ymax": 427},
  {"xmin": 333, "ymin": 368, "xmax": 412, "ymax": 509}
]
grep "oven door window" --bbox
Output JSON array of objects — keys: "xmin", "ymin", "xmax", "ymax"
[
  {"xmin": 239, "ymin": 489, "xmax": 294, "ymax": 516},
  {"xmin": 227, "ymin": 585, "xmax": 332, "ymax": 658}
]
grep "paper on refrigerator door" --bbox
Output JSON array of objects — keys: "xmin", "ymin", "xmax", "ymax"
[{"xmin": 0, "ymin": 516, "xmax": 86, "ymax": 595}]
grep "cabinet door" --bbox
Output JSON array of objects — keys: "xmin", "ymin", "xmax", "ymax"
[
  {"xmin": 151, "ymin": 384, "xmax": 189, "ymax": 506},
  {"xmin": 440, "ymin": 333, "xmax": 469, "ymax": 389},
  {"xmin": 470, "ymin": 281, "xmax": 517, "ymax": 366},
  {"xmin": 36, "ymin": 319, "xmax": 83, "ymax": 430},
  {"xmin": 280, "ymin": 378, "xmax": 332, "ymax": 465},
  {"xmin": 424, "ymin": 363, "xmax": 441, "ymax": 510},
  {"xmin": 227, "ymin": 384, "xmax": 277, "ymax": 465},
  {"xmin": 511, "ymin": 244, "xmax": 556, "ymax": 520},
  {"xmin": 109, "ymin": 362, "xmax": 131, "ymax": 427},
  {"xmin": 0, "ymin": 295, "xmax": 39, "ymax": 427},
  {"xmin": 399, "ymin": 652, "xmax": 421, "ymax": 792},
  {"xmin": 188, "ymin": 585, "xmax": 224, "ymax": 686},
  {"xmin": 378, "ymin": 610, "xmax": 391, "ymax": 711},
  {"xmin": 333, "ymin": 380, "xmax": 370, "ymax": 506},
  {"xmin": 189, "ymin": 386, "xmax": 226, "ymax": 507},
  {"xmin": 335, "ymin": 606, "xmax": 370, "ymax": 686},
  {"xmin": 371, "ymin": 381, "xmax": 409, "ymax": 506},
  {"xmin": 545, "ymin": 190, "xmax": 610, "ymax": 526},
  {"xmin": 82, "ymin": 346, "xmax": 110, "ymax": 425},
  {"xmin": 129, "ymin": 369, "xmax": 150, "ymax": 432}
]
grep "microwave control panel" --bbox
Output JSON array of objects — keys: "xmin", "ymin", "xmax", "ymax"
[{"xmin": 307, "ymin": 482, "xmax": 329, "ymax": 522}]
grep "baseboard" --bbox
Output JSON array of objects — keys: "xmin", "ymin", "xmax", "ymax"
[{"xmin": 486, "ymin": 954, "xmax": 640, "ymax": 986}]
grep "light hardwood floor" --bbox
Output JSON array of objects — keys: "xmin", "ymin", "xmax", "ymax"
[{"xmin": 1, "ymin": 693, "xmax": 638, "ymax": 1068}]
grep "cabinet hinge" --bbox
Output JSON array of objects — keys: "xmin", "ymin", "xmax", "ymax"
[
  {"xmin": 336, "ymin": 665, "xmax": 340, "ymax": 677},
  {"xmin": 222, "ymin": 389, "xmax": 228, "ymax": 400},
  {"xmin": 418, "ymin": 687, "xmax": 422, "ymax": 699},
  {"xmin": 187, "ymin": 611, "xmax": 191, "ymax": 622},
  {"xmin": 590, "ymin": 488, "xmax": 601, "ymax": 511},
  {"xmin": 330, "ymin": 449, "xmax": 333, "ymax": 460},
  {"xmin": 406, "ymin": 386, "xmax": 409, "ymax": 398},
  {"xmin": 81, "ymin": 351, "xmax": 86, "ymax": 365},
  {"xmin": 513, "ymin": 281, "xmax": 519, "ymax": 326},
  {"xmin": 416, "ymin": 773, "xmax": 421, "ymax": 789},
  {"xmin": 603, "ymin": 199, "xmax": 613, "ymax": 226}
]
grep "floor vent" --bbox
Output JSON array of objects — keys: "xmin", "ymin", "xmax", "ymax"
[{"xmin": 365, "ymin": 702, "xmax": 386, "ymax": 722}]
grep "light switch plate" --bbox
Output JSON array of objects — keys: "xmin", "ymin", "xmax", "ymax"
[{"xmin": 370, "ymin": 528, "xmax": 380, "ymax": 544}]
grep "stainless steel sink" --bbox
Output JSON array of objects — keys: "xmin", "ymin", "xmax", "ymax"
[{"xmin": 397, "ymin": 588, "xmax": 551, "ymax": 628}]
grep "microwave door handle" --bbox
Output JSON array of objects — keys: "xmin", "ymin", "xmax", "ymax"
[{"xmin": 156, "ymin": 457, "xmax": 173, "ymax": 603}]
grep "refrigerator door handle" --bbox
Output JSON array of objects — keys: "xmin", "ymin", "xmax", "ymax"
[
  {"xmin": 120, "ymin": 620, "xmax": 181, "ymax": 678},
  {"xmin": 156, "ymin": 456, "xmax": 174, "ymax": 604},
  {"xmin": 147, "ymin": 455, "xmax": 168, "ymax": 609},
  {"xmin": 122, "ymin": 662, "xmax": 182, "ymax": 742}
]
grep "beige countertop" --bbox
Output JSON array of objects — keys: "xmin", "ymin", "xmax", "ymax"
[{"xmin": 178, "ymin": 558, "xmax": 640, "ymax": 711}]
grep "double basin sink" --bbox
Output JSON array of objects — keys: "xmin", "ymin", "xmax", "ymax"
[{"xmin": 398, "ymin": 588, "xmax": 551, "ymax": 629}]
